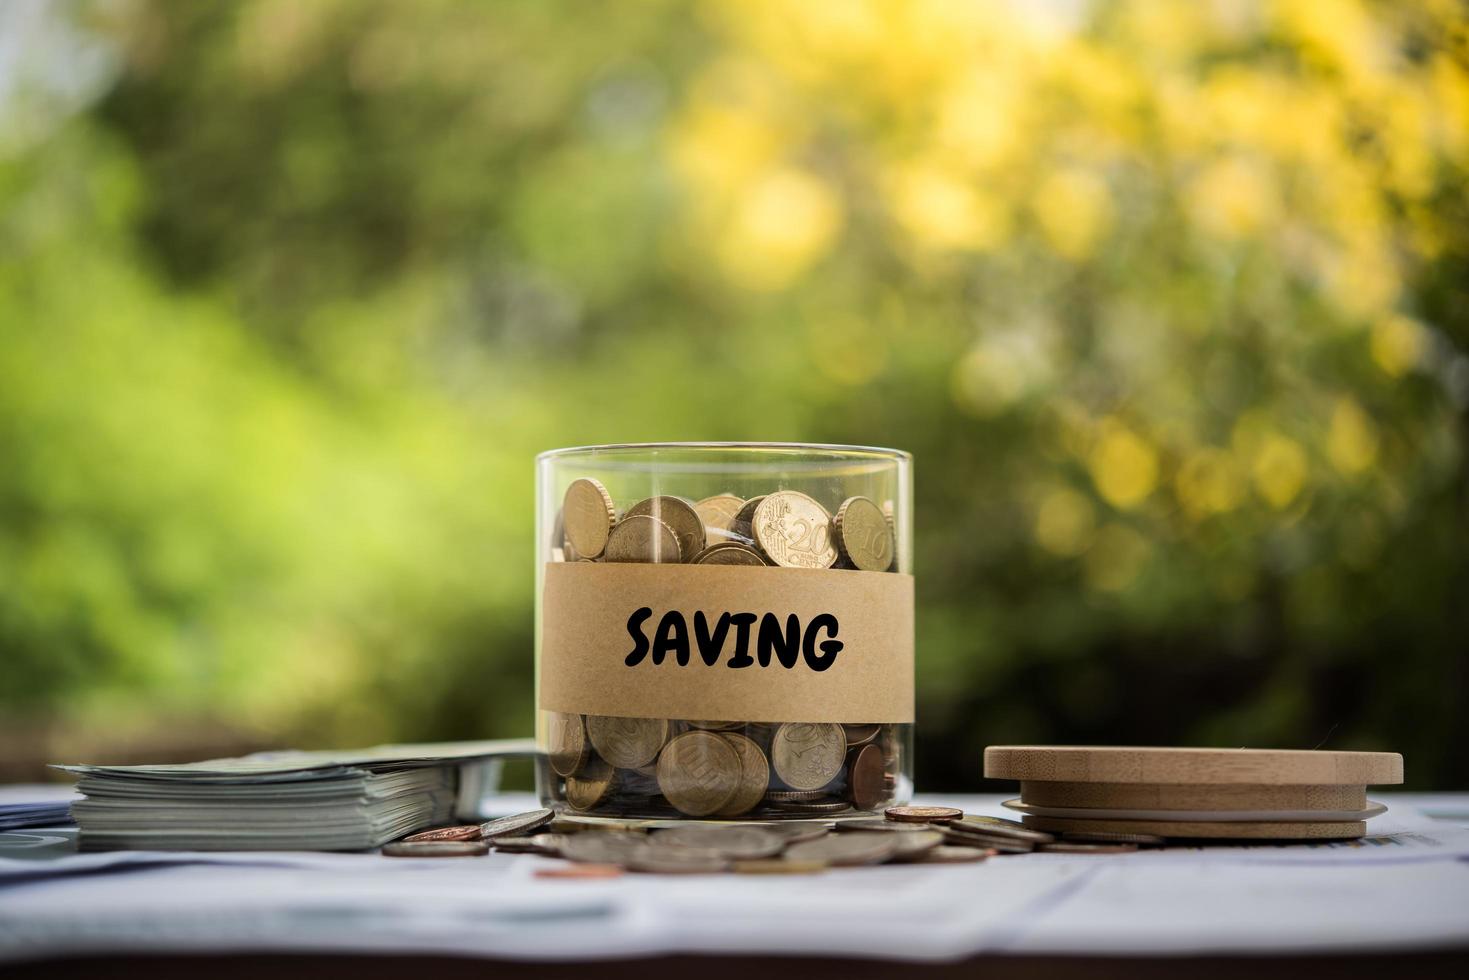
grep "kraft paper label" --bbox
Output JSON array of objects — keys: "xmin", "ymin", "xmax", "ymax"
[{"xmin": 539, "ymin": 562, "xmax": 914, "ymax": 723}]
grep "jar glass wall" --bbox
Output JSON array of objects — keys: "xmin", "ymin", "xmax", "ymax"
[{"xmin": 535, "ymin": 443, "xmax": 913, "ymax": 822}]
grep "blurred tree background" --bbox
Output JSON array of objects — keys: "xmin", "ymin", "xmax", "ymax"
[{"xmin": 1, "ymin": 0, "xmax": 1465, "ymax": 788}]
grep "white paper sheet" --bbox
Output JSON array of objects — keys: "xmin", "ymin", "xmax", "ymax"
[{"xmin": 2, "ymin": 794, "xmax": 1467, "ymax": 962}]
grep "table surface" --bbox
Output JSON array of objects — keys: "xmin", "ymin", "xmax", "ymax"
[{"xmin": 3, "ymin": 790, "xmax": 1468, "ymax": 975}]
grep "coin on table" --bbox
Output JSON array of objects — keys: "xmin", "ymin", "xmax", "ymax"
[
  {"xmin": 920, "ymin": 845, "xmax": 991, "ymax": 864},
  {"xmin": 941, "ymin": 831, "xmax": 1033, "ymax": 853},
  {"xmin": 654, "ymin": 825, "xmax": 786, "ymax": 859},
  {"xmin": 382, "ymin": 841, "xmax": 489, "ymax": 858},
  {"xmin": 548, "ymin": 712, "xmax": 589, "ymax": 777},
  {"xmin": 847, "ymin": 743, "xmax": 885, "ymax": 812},
  {"xmin": 752, "ymin": 492, "xmax": 838, "ymax": 569},
  {"xmin": 565, "ymin": 757, "xmax": 615, "ymax": 811},
  {"xmin": 561, "ymin": 831, "xmax": 651, "ymax": 865},
  {"xmin": 587, "ymin": 715, "xmax": 669, "ymax": 769},
  {"xmin": 758, "ymin": 822, "xmax": 832, "ymax": 844},
  {"xmin": 535, "ymin": 864, "xmax": 624, "ymax": 879},
  {"xmin": 479, "ymin": 807, "xmax": 555, "ymax": 839},
  {"xmin": 1037, "ymin": 842, "xmax": 1138, "ymax": 854},
  {"xmin": 771, "ymin": 722, "xmax": 847, "ymax": 791},
  {"xmin": 842, "ymin": 723, "xmax": 881, "ymax": 747},
  {"xmin": 885, "ymin": 805, "xmax": 964, "ymax": 823},
  {"xmin": 785, "ymin": 833, "xmax": 900, "ymax": 867},
  {"xmin": 1063, "ymin": 830, "xmax": 1166, "ymax": 846},
  {"xmin": 402, "ymin": 825, "xmax": 483, "ymax": 843},
  {"xmin": 947, "ymin": 817, "xmax": 1054, "ymax": 844},
  {"xmin": 886, "ymin": 829, "xmax": 945, "ymax": 862},
  {"xmin": 657, "ymin": 731, "xmax": 741, "ymax": 816},
  {"xmin": 716, "ymin": 732, "xmax": 771, "ymax": 817},
  {"xmin": 728, "ymin": 495, "xmax": 765, "ymax": 541},
  {"xmin": 624, "ymin": 496, "xmax": 705, "ymax": 563},
  {"xmin": 603, "ymin": 514, "xmax": 682, "ymax": 563},
  {"xmin": 694, "ymin": 494, "xmax": 745, "ymax": 540},
  {"xmin": 833, "ymin": 818, "xmax": 936, "ymax": 833},
  {"xmin": 493, "ymin": 833, "xmax": 569, "ymax": 855},
  {"xmin": 562, "ymin": 478, "xmax": 617, "ymax": 559},
  {"xmin": 625, "ymin": 851, "xmax": 730, "ymax": 874},
  {"xmin": 833, "ymin": 496, "xmax": 894, "ymax": 572},
  {"xmin": 691, "ymin": 543, "xmax": 770, "ymax": 566}
]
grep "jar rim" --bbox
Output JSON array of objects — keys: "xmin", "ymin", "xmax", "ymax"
[{"xmin": 536, "ymin": 441, "xmax": 912, "ymax": 463}]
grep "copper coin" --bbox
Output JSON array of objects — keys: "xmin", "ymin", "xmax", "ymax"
[
  {"xmin": 562, "ymin": 478, "xmax": 616, "ymax": 559},
  {"xmin": 402, "ymin": 825, "xmax": 483, "ymax": 843},
  {"xmin": 534, "ymin": 864, "xmax": 625, "ymax": 879},
  {"xmin": 847, "ymin": 744, "xmax": 884, "ymax": 812},
  {"xmin": 624, "ymin": 496, "xmax": 706, "ymax": 563},
  {"xmin": 479, "ymin": 807, "xmax": 555, "ymax": 839},
  {"xmin": 886, "ymin": 805, "xmax": 964, "ymax": 823}
]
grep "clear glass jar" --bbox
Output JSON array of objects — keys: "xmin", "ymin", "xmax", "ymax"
[{"xmin": 535, "ymin": 443, "xmax": 913, "ymax": 822}]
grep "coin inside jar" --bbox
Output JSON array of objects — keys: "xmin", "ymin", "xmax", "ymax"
[
  {"xmin": 833, "ymin": 496, "xmax": 894, "ymax": 572},
  {"xmin": 847, "ymin": 743, "xmax": 885, "ymax": 811},
  {"xmin": 752, "ymin": 492, "xmax": 837, "ymax": 569},
  {"xmin": 548, "ymin": 712, "xmax": 589, "ymax": 777},
  {"xmin": 693, "ymin": 494, "xmax": 745, "ymax": 543},
  {"xmin": 770, "ymin": 722, "xmax": 846, "ymax": 791},
  {"xmin": 623, "ymin": 496, "xmax": 706, "ymax": 563},
  {"xmin": 587, "ymin": 715, "xmax": 669, "ymax": 769},
  {"xmin": 691, "ymin": 543, "xmax": 769, "ymax": 566},
  {"xmin": 565, "ymin": 757, "xmax": 615, "ymax": 810},
  {"xmin": 561, "ymin": 478, "xmax": 617, "ymax": 559},
  {"xmin": 603, "ymin": 514, "xmax": 682, "ymax": 563},
  {"xmin": 657, "ymin": 731, "xmax": 741, "ymax": 816},
  {"xmin": 715, "ymin": 732, "xmax": 771, "ymax": 817}
]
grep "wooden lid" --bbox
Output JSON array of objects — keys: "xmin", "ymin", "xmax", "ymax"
[{"xmin": 984, "ymin": 746, "xmax": 1403, "ymax": 786}]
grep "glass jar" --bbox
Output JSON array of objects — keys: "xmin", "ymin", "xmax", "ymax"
[{"xmin": 535, "ymin": 443, "xmax": 914, "ymax": 822}]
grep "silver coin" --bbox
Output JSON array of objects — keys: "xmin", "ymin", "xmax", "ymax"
[
  {"xmin": 832, "ymin": 818, "xmax": 938, "ymax": 834},
  {"xmin": 653, "ymin": 825, "xmax": 787, "ymax": 859},
  {"xmin": 886, "ymin": 829, "xmax": 945, "ymax": 862},
  {"xmin": 479, "ymin": 808, "xmax": 555, "ymax": 839},
  {"xmin": 625, "ymin": 851, "xmax": 730, "ymax": 874},
  {"xmin": 756, "ymin": 822, "xmax": 832, "ymax": 844},
  {"xmin": 560, "ymin": 832, "xmax": 652, "ymax": 865},
  {"xmin": 946, "ymin": 816, "xmax": 1054, "ymax": 844},
  {"xmin": 919, "ymin": 845, "xmax": 990, "ymax": 864},
  {"xmin": 785, "ymin": 833, "xmax": 900, "ymax": 867},
  {"xmin": 941, "ymin": 830, "xmax": 1033, "ymax": 853},
  {"xmin": 381, "ymin": 841, "xmax": 489, "ymax": 858}
]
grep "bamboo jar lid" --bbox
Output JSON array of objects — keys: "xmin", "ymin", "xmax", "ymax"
[{"xmin": 983, "ymin": 745, "xmax": 1404, "ymax": 842}]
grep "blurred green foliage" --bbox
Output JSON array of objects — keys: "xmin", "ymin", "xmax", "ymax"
[{"xmin": 1, "ymin": 0, "xmax": 1465, "ymax": 787}]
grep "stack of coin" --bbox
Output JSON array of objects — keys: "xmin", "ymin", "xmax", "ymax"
[
  {"xmin": 383, "ymin": 804, "xmax": 1151, "ymax": 869},
  {"xmin": 984, "ymin": 746, "xmax": 1404, "ymax": 840},
  {"xmin": 547, "ymin": 479, "xmax": 905, "ymax": 820}
]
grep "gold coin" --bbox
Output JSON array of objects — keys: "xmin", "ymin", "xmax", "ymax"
[
  {"xmin": 656, "ymin": 731, "xmax": 741, "ymax": 816},
  {"xmin": 716, "ymin": 732, "xmax": 771, "ymax": 817},
  {"xmin": 561, "ymin": 478, "xmax": 616, "ymax": 559},
  {"xmin": 694, "ymin": 494, "xmax": 746, "ymax": 542},
  {"xmin": 833, "ymin": 496, "xmax": 894, "ymax": 572},
  {"xmin": 624, "ymin": 496, "xmax": 705, "ymax": 562},
  {"xmin": 685, "ymin": 720, "xmax": 741, "ymax": 730},
  {"xmin": 565, "ymin": 757, "xmax": 614, "ymax": 811},
  {"xmin": 770, "ymin": 722, "xmax": 846, "ymax": 791},
  {"xmin": 548, "ymin": 712, "xmax": 589, "ymax": 777},
  {"xmin": 752, "ymin": 492, "xmax": 837, "ymax": 569},
  {"xmin": 691, "ymin": 543, "xmax": 770, "ymax": 566},
  {"xmin": 603, "ymin": 514, "xmax": 682, "ymax": 563},
  {"xmin": 586, "ymin": 715, "xmax": 669, "ymax": 769}
]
